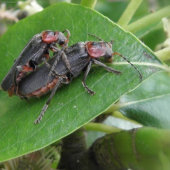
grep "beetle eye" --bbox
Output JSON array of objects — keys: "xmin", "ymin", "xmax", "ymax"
[{"xmin": 58, "ymin": 39, "xmax": 65, "ymax": 46}]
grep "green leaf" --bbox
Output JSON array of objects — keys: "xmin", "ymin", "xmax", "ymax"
[
  {"xmin": 117, "ymin": 72, "xmax": 170, "ymax": 129},
  {"xmin": 0, "ymin": 2, "xmax": 166, "ymax": 162}
]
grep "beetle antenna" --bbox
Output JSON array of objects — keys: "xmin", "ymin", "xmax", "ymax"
[
  {"xmin": 62, "ymin": 29, "xmax": 71, "ymax": 39},
  {"xmin": 88, "ymin": 33, "xmax": 103, "ymax": 41},
  {"xmin": 113, "ymin": 52, "xmax": 142, "ymax": 81},
  {"xmin": 110, "ymin": 40, "xmax": 114, "ymax": 45}
]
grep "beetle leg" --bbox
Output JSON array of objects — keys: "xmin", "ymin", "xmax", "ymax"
[
  {"xmin": 50, "ymin": 44, "xmax": 60, "ymax": 52},
  {"xmin": 82, "ymin": 60, "xmax": 95, "ymax": 95},
  {"xmin": 52, "ymin": 48, "xmax": 72, "ymax": 72},
  {"xmin": 34, "ymin": 77, "xmax": 63, "ymax": 124},
  {"xmin": 13, "ymin": 66, "xmax": 29, "ymax": 87},
  {"xmin": 15, "ymin": 65, "xmax": 34, "ymax": 85},
  {"xmin": 44, "ymin": 53, "xmax": 50, "ymax": 60},
  {"xmin": 61, "ymin": 51, "xmax": 71, "ymax": 72},
  {"xmin": 92, "ymin": 59, "xmax": 121, "ymax": 74},
  {"xmin": 51, "ymin": 45, "xmax": 72, "ymax": 72},
  {"xmin": 20, "ymin": 96, "xmax": 29, "ymax": 102},
  {"xmin": 43, "ymin": 60, "xmax": 61, "ymax": 77},
  {"xmin": 46, "ymin": 50, "xmax": 72, "ymax": 84},
  {"xmin": 43, "ymin": 58, "xmax": 68, "ymax": 90},
  {"xmin": 43, "ymin": 59, "xmax": 52, "ymax": 69},
  {"xmin": 45, "ymin": 53, "xmax": 62, "ymax": 84}
]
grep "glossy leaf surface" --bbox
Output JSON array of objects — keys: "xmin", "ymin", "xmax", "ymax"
[{"xmin": 118, "ymin": 72, "xmax": 170, "ymax": 129}]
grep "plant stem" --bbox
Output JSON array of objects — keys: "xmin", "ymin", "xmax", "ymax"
[
  {"xmin": 112, "ymin": 111, "xmax": 142, "ymax": 125},
  {"xmin": 84, "ymin": 122, "xmax": 121, "ymax": 134},
  {"xmin": 80, "ymin": 0, "xmax": 97, "ymax": 9},
  {"xmin": 155, "ymin": 47, "xmax": 170, "ymax": 61},
  {"xmin": 117, "ymin": 0, "xmax": 143, "ymax": 28},
  {"xmin": 126, "ymin": 5, "xmax": 170, "ymax": 34}
]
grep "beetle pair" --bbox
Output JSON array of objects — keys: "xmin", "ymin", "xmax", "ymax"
[
  {"xmin": 1, "ymin": 29, "xmax": 71, "ymax": 96},
  {"xmin": 1, "ymin": 31, "xmax": 142, "ymax": 124}
]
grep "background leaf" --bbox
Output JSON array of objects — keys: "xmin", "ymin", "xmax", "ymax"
[
  {"xmin": 0, "ymin": 2, "xmax": 165, "ymax": 162},
  {"xmin": 117, "ymin": 71, "xmax": 170, "ymax": 129}
]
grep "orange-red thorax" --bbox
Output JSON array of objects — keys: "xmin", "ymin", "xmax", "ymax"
[
  {"xmin": 42, "ymin": 31, "xmax": 58, "ymax": 43},
  {"xmin": 85, "ymin": 42, "xmax": 106, "ymax": 58}
]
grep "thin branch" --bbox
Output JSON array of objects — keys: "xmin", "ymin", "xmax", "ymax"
[
  {"xmin": 155, "ymin": 47, "xmax": 170, "ymax": 61},
  {"xmin": 84, "ymin": 122, "xmax": 121, "ymax": 133},
  {"xmin": 126, "ymin": 5, "xmax": 170, "ymax": 34},
  {"xmin": 80, "ymin": 0, "xmax": 97, "ymax": 9},
  {"xmin": 117, "ymin": 0, "xmax": 143, "ymax": 28}
]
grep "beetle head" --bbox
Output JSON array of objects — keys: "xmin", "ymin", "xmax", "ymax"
[
  {"xmin": 41, "ymin": 30, "xmax": 70, "ymax": 46},
  {"xmin": 103, "ymin": 41, "xmax": 114, "ymax": 62},
  {"xmin": 56, "ymin": 31, "xmax": 68, "ymax": 46},
  {"xmin": 85, "ymin": 41, "xmax": 113, "ymax": 62}
]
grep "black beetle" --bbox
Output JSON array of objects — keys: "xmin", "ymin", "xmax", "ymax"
[
  {"xmin": 1, "ymin": 29, "xmax": 71, "ymax": 95},
  {"xmin": 8, "ymin": 40, "xmax": 142, "ymax": 124}
]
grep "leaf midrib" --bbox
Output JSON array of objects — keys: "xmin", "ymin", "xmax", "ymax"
[{"xmin": 117, "ymin": 93, "xmax": 170, "ymax": 107}]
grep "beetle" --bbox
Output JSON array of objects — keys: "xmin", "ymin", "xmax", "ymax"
[
  {"xmin": 1, "ymin": 29, "xmax": 71, "ymax": 96},
  {"xmin": 9, "ymin": 40, "xmax": 142, "ymax": 124}
]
